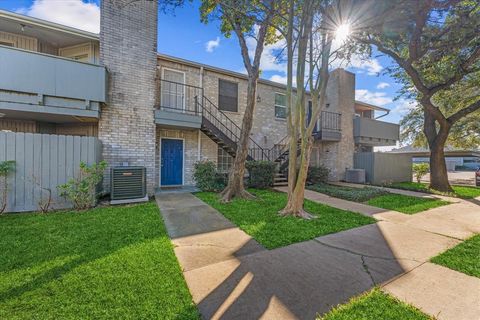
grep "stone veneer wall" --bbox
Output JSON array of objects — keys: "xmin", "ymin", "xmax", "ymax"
[
  {"xmin": 312, "ymin": 69, "xmax": 355, "ymax": 180},
  {"xmin": 99, "ymin": 0, "xmax": 158, "ymax": 194}
]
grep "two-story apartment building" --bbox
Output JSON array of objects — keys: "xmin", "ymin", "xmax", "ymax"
[{"xmin": 0, "ymin": 2, "xmax": 399, "ymax": 196}]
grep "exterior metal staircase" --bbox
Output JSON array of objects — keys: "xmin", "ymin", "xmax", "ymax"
[
  {"xmin": 197, "ymin": 96, "xmax": 270, "ymax": 161},
  {"xmin": 157, "ymin": 79, "xmax": 341, "ymax": 187}
]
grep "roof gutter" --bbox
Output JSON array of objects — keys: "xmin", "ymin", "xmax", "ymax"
[
  {"xmin": 375, "ymin": 109, "xmax": 390, "ymax": 120},
  {"xmin": 0, "ymin": 9, "xmax": 99, "ymax": 41}
]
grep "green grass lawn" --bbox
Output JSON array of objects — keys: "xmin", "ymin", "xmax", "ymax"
[
  {"xmin": 431, "ymin": 234, "xmax": 480, "ymax": 278},
  {"xmin": 0, "ymin": 202, "xmax": 199, "ymax": 320},
  {"xmin": 366, "ymin": 194, "xmax": 450, "ymax": 214},
  {"xmin": 308, "ymin": 184, "xmax": 450, "ymax": 214},
  {"xmin": 319, "ymin": 289, "xmax": 431, "ymax": 320},
  {"xmin": 195, "ymin": 189, "xmax": 375, "ymax": 249},
  {"xmin": 389, "ymin": 182, "xmax": 480, "ymax": 199}
]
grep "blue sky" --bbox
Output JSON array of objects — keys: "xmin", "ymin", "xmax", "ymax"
[{"xmin": 0, "ymin": 0, "xmax": 413, "ymax": 124}]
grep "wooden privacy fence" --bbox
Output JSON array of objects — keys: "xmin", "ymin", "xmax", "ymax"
[
  {"xmin": 0, "ymin": 132, "xmax": 102, "ymax": 213},
  {"xmin": 354, "ymin": 152, "xmax": 412, "ymax": 185}
]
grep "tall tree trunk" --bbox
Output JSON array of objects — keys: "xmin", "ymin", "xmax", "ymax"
[
  {"xmin": 424, "ymin": 112, "xmax": 452, "ymax": 192},
  {"xmin": 280, "ymin": 136, "xmax": 314, "ymax": 218},
  {"xmin": 221, "ymin": 76, "xmax": 258, "ymax": 202},
  {"xmin": 429, "ymin": 144, "xmax": 451, "ymax": 192}
]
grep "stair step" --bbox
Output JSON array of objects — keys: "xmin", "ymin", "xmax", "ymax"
[{"xmin": 273, "ymin": 182, "xmax": 288, "ymax": 187}]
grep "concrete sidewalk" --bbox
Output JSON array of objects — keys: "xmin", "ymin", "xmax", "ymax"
[
  {"xmin": 155, "ymin": 191, "xmax": 478, "ymax": 320},
  {"xmin": 290, "ymin": 186, "xmax": 480, "ymax": 319}
]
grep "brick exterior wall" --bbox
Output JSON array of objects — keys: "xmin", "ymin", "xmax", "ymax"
[
  {"xmin": 156, "ymin": 128, "xmax": 217, "ymax": 186},
  {"xmin": 312, "ymin": 69, "xmax": 356, "ymax": 180},
  {"xmin": 156, "ymin": 55, "xmax": 356, "ymax": 184},
  {"xmin": 157, "ymin": 57, "xmax": 288, "ymax": 150},
  {"xmin": 202, "ymin": 69, "xmax": 288, "ymax": 149},
  {"xmin": 99, "ymin": 0, "xmax": 158, "ymax": 194}
]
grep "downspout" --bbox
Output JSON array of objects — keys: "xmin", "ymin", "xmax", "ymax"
[
  {"xmin": 375, "ymin": 110, "xmax": 390, "ymax": 120},
  {"xmin": 197, "ymin": 66, "xmax": 204, "ymax": 161}
]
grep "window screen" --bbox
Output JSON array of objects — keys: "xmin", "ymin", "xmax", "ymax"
[
  {"xmin": 218, "ymin": 79, "xmax": 238, "ymax": 112},
  {"xmin": 275, "ymin": 93, "xmax": 287, "ymax": 119}
]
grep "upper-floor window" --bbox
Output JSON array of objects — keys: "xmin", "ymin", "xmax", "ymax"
[
  {"xmin": 218, "ymin": 79, "xmax": 238, "ymax": 112},
  {"xmin": 275, "ymin": 93, "xmax": 287, "ymax": 119}
]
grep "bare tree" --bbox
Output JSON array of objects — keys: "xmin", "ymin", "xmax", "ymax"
[{"xmin": 279, "ymin": 0, "xmax": 354, "ymax": 218}]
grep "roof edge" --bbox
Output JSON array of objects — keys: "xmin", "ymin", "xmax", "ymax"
[
  {"xmin": 355, "ymin": 100, "xmax": 390, "ymax": 112},
  {"xmin": 157, "ymin": 52, "xmax": 291, "ymax": 90},
  {"xmin": 0, "ymin": 9, "xmax": 99, "ymax": 41}
]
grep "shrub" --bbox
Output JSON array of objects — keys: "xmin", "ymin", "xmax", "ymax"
[
  {"xmin": 309, "ymin": 184, "xmax": 389, "ymax": 202},
  {"xmin": 0, "ymin": 160, "xmax": 15, "ymax": 214},
  {"xmin": 246, "ymin": 161, "xmax": 276, "ymax": 189},
  {"xmin": 58, "ymin": 161, "xmax": 107, "ymax": 210},
  {"xmin": 413, "ymin": 163, "xmax": 430, "ymax": 183},
  {"xmin": 307, "ymin": 165, "xmax": 330, "ymax": 185},
  {"xmin": 193, "ymin": 161, "xmax": 225, "ymax": 191}
]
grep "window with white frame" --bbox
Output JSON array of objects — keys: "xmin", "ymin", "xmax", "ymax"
[
  {"xmin": 217, "ymin": 147, "xmax": 233, "ymax": 173},
  {"xmin": 274, "ymin": 93, "xmax": 287, "ymax": 119},
  {"xmin": 161, "ymin": 68, "xmax": 185, "ymax": 111}
]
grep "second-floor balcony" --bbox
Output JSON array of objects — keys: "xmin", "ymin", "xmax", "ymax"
[
  {"xmin": 0, "ymin": 45, "xmax": 107, "ymax": 121},
  {"xmin": 353, "ymin": 116, "xmax": 399, "ymax": 146},
  {"xmin": 312, "ymin": 111, "xmax": 342, "ymax": 141},
  {"xmin": 154, "ymin": 79, "xmax": 203, "ymax": 128}
]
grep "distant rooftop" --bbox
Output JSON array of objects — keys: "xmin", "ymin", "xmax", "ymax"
[{"xmin": 388, "ymin": 145, "xmax": 480, "ymax": 157}]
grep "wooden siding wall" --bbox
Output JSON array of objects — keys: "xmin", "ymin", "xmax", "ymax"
[
  {"xmin": 0, "ymin": 119, "xmax": 98, "ymax": 136},
  {"xmin": 0, "ymin": 31, "xmax": 37, "ymax": 51},
  {"xmin": 0, "ymin": 132, "xmax": 102, "ymax": 212},
  {"xmin": 354, "ymin": 152, "xmax": 412, "ymax": 185},
  {"xmin": 0, "ymin": 119, "xmax": 37, "ymax": 133}
]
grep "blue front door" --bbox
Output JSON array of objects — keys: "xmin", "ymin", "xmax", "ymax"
[{"xmin": 161, "ymin": 139, "xmax": 183, "ymax": 186}]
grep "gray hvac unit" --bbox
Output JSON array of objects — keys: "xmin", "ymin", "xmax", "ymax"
[
  {"xmin": 110, "ymin": 166, "xmax": 148, "ymax": 204},
  {"xmin": 345, "ymin": 169, "xmax": 366, "ymax": 184}
]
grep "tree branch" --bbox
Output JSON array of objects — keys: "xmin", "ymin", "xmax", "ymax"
[{"xmin": 447, "ymin": 99, "xmax": 480, "ymax": 124}]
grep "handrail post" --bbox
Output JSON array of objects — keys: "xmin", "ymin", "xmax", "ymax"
[{"xmin": 194, "ymin": 95, "xmax": 198, "ymax": 115}]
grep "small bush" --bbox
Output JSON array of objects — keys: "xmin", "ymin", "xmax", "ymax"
[
  {"xmin": 307, "ymin": 165, "xmax": 330, "ymax": 185},
  {"xmin": 309, "ymin": 184, "xmax": 389, "ymax": 202},
  {"xmin": 58, "ymin": 161, "xmax": 107, "ymax": 210},
  {"xmin": 413, "ymin": 163, "xmax": 430, "ymax": 183},
  {"xmin": 0, "ymin": 160, "xmax": 15, "ymax": 214},
  {"xmin": 246, "ymin": 161, "xmax": 276, "ymax": 189},
  {"xmin": 193, "ymin": 161, "xmax": 225, "ymax": 191}
]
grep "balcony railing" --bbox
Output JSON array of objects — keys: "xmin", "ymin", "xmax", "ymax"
[
  {"xmin": 0, "ymin": 45, "xmax": 106, "ymax": 115},
  {"xmin": 353, "ymin": 116, "xmax": 399, "ymax": 146},
  {"xmin": 315, "ymin": 111, "xmax": 342, "ymax": 132},
  {"xmin": 157, "ymin": 79, "xmax": 203, "ymax": 116}
]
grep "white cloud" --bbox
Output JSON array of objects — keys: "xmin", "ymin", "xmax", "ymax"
[
  {"xmin": 348, "ymin": 56, "xmax": 383, "ymax": 75},
  {"xmin": 17, "ymin": 0, "xmax": 100, "ymax": 33},
  {"xmin": 376, "ymin": 82, "xmax": 390, "ymax": 89},
  {"xmin": 355, "ymin": 89, "xmax": 392, "ymax": 106},
  {"xmin": 391, "ymin": 99, "xmax": 417, "ymax": 115},
  {"xmin": 269, "ymin": 74, "xmax": 288, "ymax": 84},
  {"xmin": 205, "ymin": 37, "xmax": 220, "ymax": 53},
  {"xmin": 246, "ymin": 26, "xmax": 287, "ymax": 74}
]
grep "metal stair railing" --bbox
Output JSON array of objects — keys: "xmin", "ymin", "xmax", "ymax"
[{"xmin": 198, "ymin": 96, "xmax": 270, "ymax": 161}]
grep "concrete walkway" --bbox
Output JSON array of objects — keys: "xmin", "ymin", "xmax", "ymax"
[
  {"xmin": 156, "ymin": 191, "xmax": 479, "ymax": 320},
  {"xmin": 280, "ymin": 186, "xmax": 480, "ymax": 319}
]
